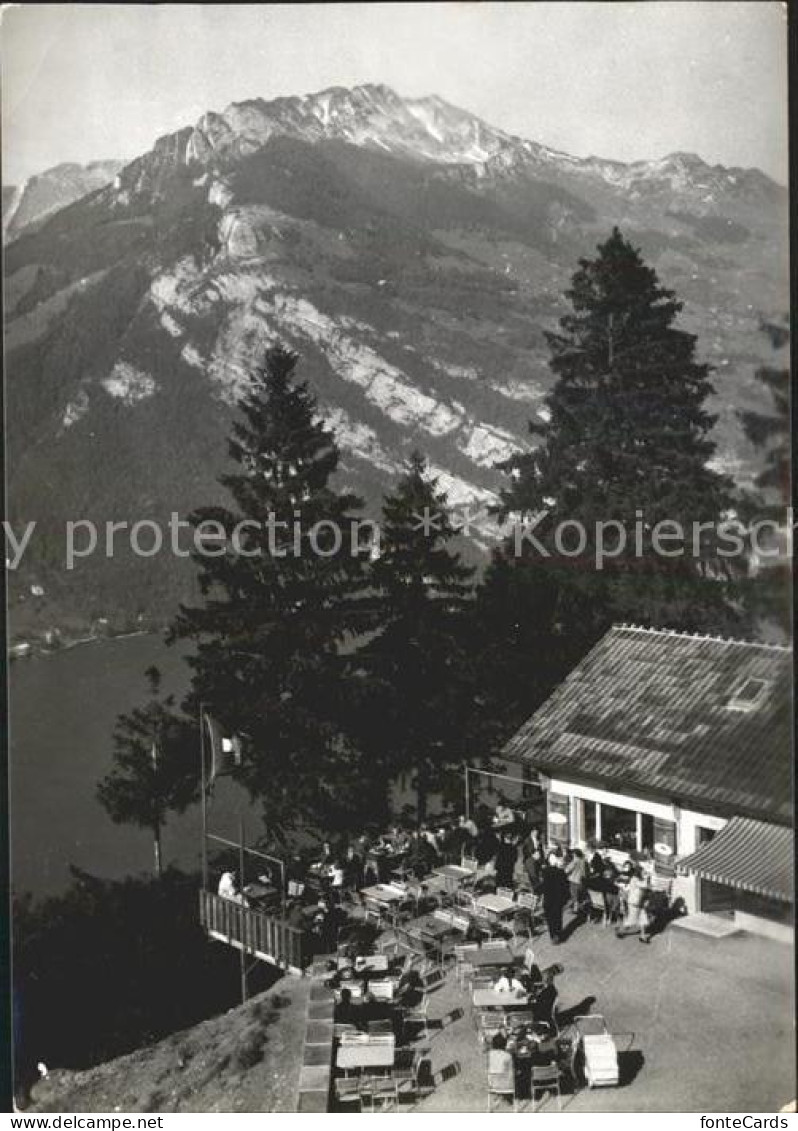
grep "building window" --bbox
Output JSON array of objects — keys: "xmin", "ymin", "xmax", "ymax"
[
  {"xmin": 547, "ymin": 792, "xmax": 570, "ymax": 846},
  {"xmin": 726, "ymin": 677, "xmax": 769, "ymax": 711},
  {"xmin": 601, "ymin": 804, "xmax": 637, "ymax": 851},
  {"xmin": 580, "ymin": 799, "xmax": 598, "ymax": 845},
  {"xmin": 652, "ymin": 817, "xmax": 677, "ymax": 862},
  {"xmin": 697, "ymin": 826, "xmax": 717, "ymax": 847}
]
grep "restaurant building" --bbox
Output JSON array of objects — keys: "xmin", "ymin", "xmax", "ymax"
[{"xmin": 501, "ymin": 625, "xmax": 793, "ymax": 942}]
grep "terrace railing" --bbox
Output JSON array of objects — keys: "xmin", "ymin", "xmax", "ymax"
[{"xmin": 199, "ymin": 889, "xmax": 305, "ymax": 973}]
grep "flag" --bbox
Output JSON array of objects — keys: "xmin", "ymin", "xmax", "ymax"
[{"xmin": 203, "ymin": 713, "xmax": 242, "ymax": 785}]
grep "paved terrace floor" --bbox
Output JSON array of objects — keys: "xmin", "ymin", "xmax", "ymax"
[{"xmin": 388, "ymin": 912, "xmax": 794, "ymax": 1113}]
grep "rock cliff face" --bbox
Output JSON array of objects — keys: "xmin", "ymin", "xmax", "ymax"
[
  {"xmin": 2, "ymin": 160, "xmax": 124, "ymax": 239},
  {"xmin": 4, "ymin": 84, "xmax": 788, "ymax": 628}
]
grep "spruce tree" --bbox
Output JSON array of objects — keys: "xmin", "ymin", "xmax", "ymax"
[
  {"xmin": 356, "ymin": 453, "xmax": 476, "ymax": 820},
  {"xmin": 738, "ymin": 317, "xmax": 791, "ymax": 633},
  {"xmin": 169, "ymin": 346, "xmax": 378, "ymax": 839},
  {"xmin": 496, "ymin": 226, "xmax": 741, "ymax": 634},
  {"xmin": 97, "ymin": 666, "xmax": 197, "ymax": 877}
]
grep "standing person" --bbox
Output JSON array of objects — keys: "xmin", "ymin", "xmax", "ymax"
[
  {"xmin": 565, "ymin": 848, "xmax": 588, "ymax": 912},
  {"xmin": 616, "ymin": 866, "xmax": 648, "ymax": 939},
  {"xmin": 522, "ymin": 827, "xmax": 545, "ymax": 889},
  {"xmin": 541, "ymin": 859, "xmax": 569, "ymax": 944},
  {"xmin": 496, "ymin": 833, "xmax": 518, "ymax": 889},
  {"xmin": 532, "ymin": 972, "xmax": 559, "ymax": 1029}
]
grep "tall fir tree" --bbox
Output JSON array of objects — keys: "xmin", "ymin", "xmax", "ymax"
[
  {"xmin": 355, "ymin": 453, "xmax": 476, "ymax": 820},
  {"xmin": 738, "ymin": 317, "xmax": 791, "ymax": 634},
  {"xmin": 495, "ymin": 226, "xmax": 742, "ymax": 634},
  {"xmin": 97, "ymin": 666, "xmax": 197, "ymax": 877},
  {"xmin": 169, "ymin": 346, "xmax": 380, "ymax": 840},
  {"xmin": 475, "ymin": 229, "xmax": 745, "ymax": 746}
]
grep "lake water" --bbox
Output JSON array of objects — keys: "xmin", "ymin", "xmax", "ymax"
[{"xmin": 9, "ymin": 634, "xmax": 260, "ymax": 901}]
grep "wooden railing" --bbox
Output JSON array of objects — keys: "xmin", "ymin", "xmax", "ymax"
[{"xmin": 199, "ymin": 890, "xmax": 305, "ymax": 972}]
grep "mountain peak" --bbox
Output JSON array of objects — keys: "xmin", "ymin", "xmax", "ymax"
[{"xmin": 106, "ymin": 82, "xmax": 782, "ymax": 209}]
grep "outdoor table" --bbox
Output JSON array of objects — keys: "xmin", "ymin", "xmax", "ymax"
[
  {"xmin": 346, "ymin": 954, "xmax": 389, "ymax": 974},
  {"xmin": 336, "ymin": 1039, "xmax": 396, "ymax": 1074},
  {"xmin": 472, "ymin": 987, "xmax": 529, "ymax": 1010},
  {"xmin": 334, "ymin": 980, "xmax": 396, "ymax": 1001},
  {"xmin": 468, "ymin": 945, "xmax": 514, "ymax": 969},
  {"xmin": 242, "ymin": 882, "xmax": 277, "ymax": 907},
  {"xmin": 432, "ymin": 863, "xmax": 476, "ymax": 894},
  {"xmin": 367, "ymin": 848, "xmax": 407, "ymax": 882},
  {"xmin": 415, "ymin": 914, "xmax": 455, "ymax": 962},
  {"xmin": 416, "ymin": 915, "xmax": 455, "ymax": 940},
  {"xmin": 361, "ymin": 883, "xmax": 407, "ymax": 904},
  {"xmin": 475, "ymin": 893, "xmax": 517, "ymax": 918}
]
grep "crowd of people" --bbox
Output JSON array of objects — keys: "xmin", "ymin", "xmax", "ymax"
[{"xmin": 215, "ymin": 798, "xmax": 667, "ymax": 951}]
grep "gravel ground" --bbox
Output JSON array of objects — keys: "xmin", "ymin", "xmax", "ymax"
[{"xmin": 410, "ymin": 915, "xmax": 794, "ymax": 1113}]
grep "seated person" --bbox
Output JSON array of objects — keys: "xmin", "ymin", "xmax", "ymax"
[
  {"xmin": 285, "ymin": 899, "xmax": 307, "ymax": 931},
  {"xmin": 488, "ymin": 1035, "xmax": 514, "ymax": 1081},
  {"xmin": 419, "ymin": 824, "xmax": 440, "ymax": 853},
  {"xmin": 218, "ymin": 870, "xmax": 249, "ymax": 906},
  {"xmin": 495, "ymin": 966, "xmax": 526, "ymax": 995},
  {"xmin": 459, "ymin": 813, "xmax": 478, "ymax": 839},
  {"xmin": 493, "ymin": 802, "xmax": 515, "ymax": 827},
  {"xmin": 396, "ymin": 967, "xmax": 424, "ymax": 1008},
  {"xmin": 529, "ymin": 1023, "xmax": 558, "ymax": 1066},
  {"xmin": 532, "ymin": 972, "xmax": 558, "ymax": 1027},
  {"xmin": 335, "ymin": 986, "xmax": 360, "ymax": 1030}
]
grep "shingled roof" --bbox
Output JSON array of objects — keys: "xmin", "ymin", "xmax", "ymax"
[{"xmin": 502, "ymin": 625, "xmax": 793, "ymax": 824}]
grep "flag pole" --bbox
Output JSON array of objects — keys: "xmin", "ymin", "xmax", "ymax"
[
  {"xmin": 239, "ymin": 815, "xmax": 247, "ymax": 1004},
  {"xmin": 199, "ymin": 703, "xmax": 208, "ymax": 893}
]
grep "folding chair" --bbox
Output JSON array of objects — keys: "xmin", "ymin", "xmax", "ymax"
[
  {"xmin": 367, "ymin": 1019, "xmax": 394, "ymax": 1036},
  {"xmin": 487, "ymin": 1053, "xmax": 517, "ymax": 1112},
  {"xmin": 370, "ymin": 1077, "xmax": 399, "ymax": 1111},
  {"xmin": 453, "ymin": 942, "xmax": 480, "ymax": 989},
  {"xmin": 369, "ymin": 979, "xmax": 394, "ymax": 1002},
  {"xmin": 402, "ymin": 993, "xmax": 430, "ymax": 1040},
  {"xmin": 586, "ymin": 888, "xmax": 609, "ymax": 926},
  {"xmin": 511, "ymin": 907, "xmax": 534, "ymax": 947},
  {"xmin": 496, "ymin": 887, "xmax": 516, "ymax": 902},
  {"xmin": 364, "ymin": 897, "xmax": 385, "ymax": 926},
  {"xmin": 530, "ymin": 1063, "xmax": 562, "ymax": 1111},
  {"xmin": 334, "ymin": 1077, "xmax": 362, "ymax": 1109}
]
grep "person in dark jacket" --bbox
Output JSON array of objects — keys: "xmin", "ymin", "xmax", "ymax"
[
  {"xmin": 532, "ymin": 972, "xmax": 558, "ymax": 1028},
  {"xmin": 541, "ymin": 861, "xmax": 569, "ymax": 944},
  {"xmin": 495, "ymin": 834, "xmax": 518, "ymax": 888}
]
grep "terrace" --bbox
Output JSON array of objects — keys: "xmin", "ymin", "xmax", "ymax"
[
  {"xmin": 202, "ymin": 811, "xmax": 793, "ymax": 1113},
  {"xmin": 314, "ymin": 885, "xmax": 794, "ymax": 1112}
]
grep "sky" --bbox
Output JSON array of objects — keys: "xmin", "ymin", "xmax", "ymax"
[{"xmin": 1, "ymin": 2, "xmax": 789, "ymax": 185}]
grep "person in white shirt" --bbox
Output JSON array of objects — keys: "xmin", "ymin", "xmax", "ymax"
[
  {"xmin": 493, "ymin": 803, "xmax": 514, "ymax": 827},
  {"xmin": 218, "ymin": 870, "xmax": 249, "ymax": 906},
  {"xmin": 494, "ymin": 967, "xmax": 525, "ymax": 995},
  {"xmin": 218, "ymin": 871, "xmax": 237, "ymax": 899}
]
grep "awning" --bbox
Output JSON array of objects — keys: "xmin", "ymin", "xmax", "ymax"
[{"xmin": 678, "ymin": 817, "xmax": 793, "ymax": 903}]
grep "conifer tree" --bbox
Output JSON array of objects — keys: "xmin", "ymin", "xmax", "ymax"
[
  {"xmin": 97, "ymin": 666, "xmax": 197, "ymax": 877},
  {"xmin": 738, "ymin": 317, "xmax": 791, "ymax": 632},
  {"xmin": 356, "ymin": 453, "xmax": 476, "ymax": 819},
  {"xmin": 474, "ymin": 229, "xmax": 746, "ymax": 747},
  {"xmin": 169, "ymin": 346, "xmax": 378, "ymax": 838},
  {"xmin": 495, "ymin": 226, "xmax": 741, "ymax": 635}
]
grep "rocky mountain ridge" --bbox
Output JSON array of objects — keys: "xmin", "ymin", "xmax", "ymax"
[
  {"xmin": 4, "ymin": 84, "xmax": 788, "ymax": 635},
  {"xmin": 3, "ymin": 160, "xmax": 124, "ymax": 239}
]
